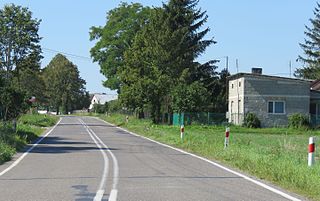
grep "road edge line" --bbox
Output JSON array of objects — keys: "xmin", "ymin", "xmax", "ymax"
[
  {"xmin": 0, "ymin": 117, "xmax": 62, "ymax": 177},
  {"xmin": 94, "ymin": 117, "xmax": 301, "ymax": 201}
]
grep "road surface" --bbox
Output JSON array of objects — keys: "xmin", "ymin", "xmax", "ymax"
[{"xmin": 0, "ymin": 116, "xmax": 304, "ymax": 201}]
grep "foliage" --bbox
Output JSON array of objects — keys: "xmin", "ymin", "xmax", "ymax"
[
  {"xmin": 243, "ymin": 113, "xmax": 261, "ymax": 128},
  {"xmin": 288, "ymin": 113, "xmax": 310, "ymax": 129},
  {"xmin": 43, "ymin": 54, "xmax": 87, "ymax": 114},
  {"xmin": 171, "ymin": 81, "xmax": 209, "ymax": 113},
  {"xmin": 0, "ymin": 85, "xmax": 27, "ymax": 121},
  {"xmin": 296, "ymin": 3, "xmax": 320, "ymax": 79},
  {"xmin": 108, "ymin": 99, "xmax": 122, "ymax": 113},
  {"xmin": 0, "ymin": 4, "xmax": 43, "ymax": 120},
  {"xmin": 210, "ymin": 69, "xmax": 230, "ymax": 112},
  {"xmin": 0, "ymin": 4, "xmax": 42, "ymax": 79},
  {"xmin": 90, "ymin": 2, "xmax": 152, "ymax": 92},
  {"xmin": 73, "ymin": 91, "xmax": 91, "ymax": 110},
  {"xmin": 119, "ymin": 0, "xmax": 216, "ymax": 123},
  {"xmin": 92, "ymin": 103, "xmax": 108, "ymax": 114}
]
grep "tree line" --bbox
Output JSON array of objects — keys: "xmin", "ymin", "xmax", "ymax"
[
  {"xmin": 0, "ymin": 4, "xmax": 90, "ymax": 120},
  {"xmin": 90, "ymin": 0, "xmax": 229, "ymax": 123}
]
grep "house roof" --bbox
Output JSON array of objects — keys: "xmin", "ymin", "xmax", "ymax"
[
  {"xmin": 227, "ymin": 73, "xmax": 312, "ymax": 84},
  {"xmin": 311, "ymin": 79, "xmax": 320, "ymax": 91},
  {"xmin": 92, "ymin": 93, "xmax": 118, "ymax": 104}
]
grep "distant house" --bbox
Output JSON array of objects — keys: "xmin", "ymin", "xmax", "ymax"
[
  {"xmin": 89, "ymin": 93, "xmax": 118, "ymax": 110},
  {"xmin": 227, "ymin": 68, "xmax": 320, "ymax": 127}
]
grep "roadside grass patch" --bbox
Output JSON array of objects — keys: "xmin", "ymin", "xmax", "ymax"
[
  {"xmin": 97, "ymin": 113, "xmax": 320, "ymax": 201},
  {"xmin": 18, "ymin": 114, "xmax": 58, "ymax": 127},
  {"xmin": 0, "ymin": 114, "xmax": 58, "ymax": 165}
]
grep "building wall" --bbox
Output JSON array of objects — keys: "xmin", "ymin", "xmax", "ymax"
[
  {"xmin": 228, "ymin": 75, "xmax": 310, "ymax": 127},
  {"xmin": 228, "ymin": 77, "xmax": 245, "ymax": 125}
]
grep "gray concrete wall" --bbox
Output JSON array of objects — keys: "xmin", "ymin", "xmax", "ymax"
[{"xmin": 228, "ymin": 75, "xmax": 310, "ymax": 127}]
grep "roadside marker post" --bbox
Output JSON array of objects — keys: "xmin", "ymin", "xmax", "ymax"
[
  {"xmin": 224, "ymin": 127, "xmax": 230, "ymax": 149},
  {"xmin": 180, "ymin": 124, "xmax": 184, "ymax": 142},
  {"xmin": 308, "ymin": 137, "xmax": 316, "ymax": 167}
]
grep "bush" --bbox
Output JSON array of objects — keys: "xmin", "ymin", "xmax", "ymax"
[
  {"xmin": 243, "ymin": 113, "xmax": 261, "ymax": 128},
  {"xmin": 92, "ymin": 103, "xmax": 108, "ymax": 114},
  {"xmin": 288, "ymin": 113, "xmax": 310, "ymax": 128},
  {"xmin": 0, "ymin": 141, "xmax": 15, "ymax": 165},
  {"xmin": 108, "ymin": 99, "xmax": 122, "ymax": 113}
]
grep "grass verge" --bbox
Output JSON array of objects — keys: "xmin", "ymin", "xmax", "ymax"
[
  {"xmin": 0, "ymin": 114, "xmax": 58, "ymax": 165},
  {"xmin": 93, "ymin": 113, "xmax": 319, "ymax": 201}
]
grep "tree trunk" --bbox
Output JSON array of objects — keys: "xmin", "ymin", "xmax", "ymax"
[
  {"xmin": 138, "ymin": 109, "xmax": 144, "ymax": 119},
  {"xmin": 56, "ymin": 106, "xmax": 59, "ymax": 115}
]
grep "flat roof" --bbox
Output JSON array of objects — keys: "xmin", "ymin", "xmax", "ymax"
[{"xmin": 227, "ymin": 73, "xmax": 312, "ymax": 84}]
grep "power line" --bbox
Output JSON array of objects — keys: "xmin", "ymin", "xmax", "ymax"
[{"xmin": 42, "ymin": 47, "xmax": 92, "ymax": 61}]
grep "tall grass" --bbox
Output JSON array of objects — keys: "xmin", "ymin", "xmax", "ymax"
[
  {"xmin": 0, "ymin": 114, "xmax": 58, "ymax": 164},
  {"xmin": 98, "ymin": 113, "xmax": 320, "ymax": 201},
  {"xmin": 18, "ymin": 114, "xmax": 58, "ymax": 127}
]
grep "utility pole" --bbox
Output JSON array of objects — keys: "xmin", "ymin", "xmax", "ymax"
[
  {"xmin": 289, "ymin": 60, "xmax": 292, "ymax": 78},
  {"xmin": 226, "ymin": 56, "xmax": 229, "ymax": 72},
  {"xmin": 236, "ymin": 59, "xmax": 239, "ymax": 73}
]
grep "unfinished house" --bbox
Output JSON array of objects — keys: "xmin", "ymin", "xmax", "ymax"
[{"xmin": 227, "ymin": 68, "xmax": 311, "ymax": 127}]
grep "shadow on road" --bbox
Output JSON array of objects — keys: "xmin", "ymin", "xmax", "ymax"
[{"xmin": 28, "ymin": 136, "xmax": 119, "ymax": 154}]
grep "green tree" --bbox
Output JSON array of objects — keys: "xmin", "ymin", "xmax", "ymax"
[
  {"xmin": 171, "ymin": 81, "xmax": 209, "ymax": 113},
  {"xmin": 90, "ymin": 3, "xmax": 152, "ymax": 92},
  {"xmin": 43, "ymin": 54, "xmax": 86, "ymax": 114},
  {"xmin": 73, "ymin": 91, "xmax": 91, "ymax": 110},
  {"xmin": 210, "ymin": 68, "xmax": 230, "ymax": 112},
  {"xmin": 120, "ymin": 0, "xmax": 216, "ymax": 123},
  {"xmin": 296, "ymin": 3, "xmax": 320, "ymax": 79},
  {"xmin": 0, "ymin": 4, "xmax": 42, "ymax": 120},
  {"xmin": 0, "ymin": 4, "xmax": 42, "ymax": 81}
]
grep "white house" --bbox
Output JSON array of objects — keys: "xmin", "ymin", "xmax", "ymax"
[{"xmin": 89, "ymin": 93, "xmax": 118, "ymax": 110}]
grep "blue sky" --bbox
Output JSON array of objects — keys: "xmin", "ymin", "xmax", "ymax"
[{"xmin": 0, "ymin": 0, "xmax": 317, "ymax": 94}]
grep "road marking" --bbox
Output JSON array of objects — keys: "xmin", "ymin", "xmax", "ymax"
[
  {"xmin": 78, "ymin": 118, "xmax": 109, "ymax": 201},
  {"xmin": 79, "ymin": 118, "xmax": 119, "ymax": 201},
  {"xmin": 93, "ymin": 190, "xmax": 104, "ymax": 201},
  {"xmin": 0, "ymin": 118, "xmax": 62, "ymax": 177},
  {"xmin": 109, "ymin": 189, "xmax": 118, "ymax": 201},
  {"xmin": 95, "ymin": 117, "xmax": 301, "ymax": 201}
]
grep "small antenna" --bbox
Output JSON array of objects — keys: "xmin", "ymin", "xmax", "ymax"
[
  {"xmin": 289, "ymin": 60, "xmax": 292, "ymax": 78},
  {"xmin": 236, "ymin": 59, "xmax": 239, "ymax": 73}
]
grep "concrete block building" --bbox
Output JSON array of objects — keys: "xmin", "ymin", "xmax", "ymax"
[{"xmin": 227, "ymin": 68, "xmax": 313, "ymax": 127}]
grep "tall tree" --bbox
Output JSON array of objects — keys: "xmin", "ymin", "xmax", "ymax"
[
  {"xmin": 296, "ymin": 3, "xmax": 320, "ymax": 79},
  {"xmin": 43, "ymin": 54, "xmax": 86, "ymax": 114},
  {"xmin": 90, "ymin": 3, "xmax": 152, "ymax": 92},
  {"xmin": 0, "ymin": 4, "xmax": 42, "ymax": 120},
  {"xmin": 0, "ymin": 4, "xmax": 42, "ymax": 81},
  {"xmin": 121, "ymin": 0, "xmax": 217, "ymax": 123}
]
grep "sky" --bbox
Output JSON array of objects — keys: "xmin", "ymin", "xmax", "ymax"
[{"xmin": 0, "ymin": 0, "xmax": 317, "ymax": 94}]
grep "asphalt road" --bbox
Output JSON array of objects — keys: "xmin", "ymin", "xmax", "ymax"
[{"xmin": 0, "ymin": 116, "xmax": 305, "ymax": 201}]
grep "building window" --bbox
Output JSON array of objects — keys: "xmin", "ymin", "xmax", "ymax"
[
  {"xmin": 268, "ymin": 101, "xmax": 285, "ymax": 114},
  {"xmin": 239, "ymin": 81, "xmax": 241, "ymax": 87},
  {"xmin": 231, "ymin": 84, "xmax": 234, "ymax": 89}
]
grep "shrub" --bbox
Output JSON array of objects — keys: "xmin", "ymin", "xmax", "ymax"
[
  {"xmin": 0, "ymin": 141, "xmax": 15, "ymax": 164},
  {"xmin": 288, "ymin": 113, "xmax": 310, "ymax": 129},
  {"xmin": 243, "ymin": 113, "xmax": 261, "ymax": 128},
  {"xmin": 92, "ymin": 103, "xmax": 108, "ymax": 114}
]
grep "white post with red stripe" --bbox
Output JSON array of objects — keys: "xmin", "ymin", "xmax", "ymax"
[
  {"xmin": 224, "ymin": 127, "xmax": 230, "ymax": 148},
  {"xmin": 308, "ymin": 137, "xmax": 316, "ymax": 167},
  {"xmin": 180, "ymin": 125, "xmax": 184, "ymax": 142}
]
